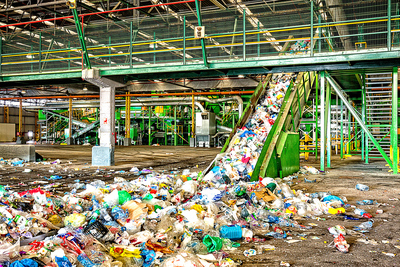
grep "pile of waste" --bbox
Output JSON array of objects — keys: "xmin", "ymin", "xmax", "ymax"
[
  {"xmin": 286, "ymin": 40, "xmax": 311, "ymax": 55},
  {"xmin": 0, "ymin": 168, "xmax": 380, "ymax": 266},
  {"xmin": 210, "ymin": 73, "xmax": 296, "ymax": 182},
  {"xmin": 0, "ymin": 74, "xmax": 380, "ymax": 266}
]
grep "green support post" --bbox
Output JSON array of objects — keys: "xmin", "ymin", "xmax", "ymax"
[
  {"xmin": 183, "ymin": 16, "xmax": 186, "ymax": 65},
  {"xmin": 320, "ymin": 72, "xmax": 325, "ymax": 171},
  {"xmin": 257, "ymin": 21, "xmax": 260, "ymax": 57},
  {"xmin": 391, "ymin": 67, "xmax": 398, "ymax": 173},
  {"xmin": 395, "ymin": 3, "xmax": 400, "ymax": 46},
  {"xmin": 71, "ymin": 7, "xmax": 91, "ymax": 69},
  {"xmin": 130, "ymin": 22, "xmax": 133, "ymax": 68},
  {"xmin": 148, "ymin": 107, "xmax": 152, "ymax": 146},
  {"xmin": 361, "ymin": 76, "xmax": 365, "ymax": 160},
  {"xmin": 315, "ymin": 72, "xmax": 318, "ymax": 160},
  {"xmin": 68, "ymin": 41, "xmax": 71, "ymax": 70},
  {"xmin": 39, "ymin": 32, "xmax": 42, "ymax": 72},
  {"xmin": 318, "ymin": 14, "xmax": 322, "ymax": 53},
  {"xmin": 243, "ymin": 9, "xmax": 246, "ymax": 61},
  {"xmin": 365, "ymin": 131, "xmax": 369, "ymax": 164},
  {"xmin": 195, "ymin": 0, "xmax": 208, "ymax": 67},
  {"xmin": 348, "ymin": 107, "xmax": 351, "ymax": 154},
  {"xmin": 109, "ymin": 36, "xmax": 112, "ymax": 67},
  {"xmin": 340, "ymin": 99, "xmax": 344, "ymax": 159},
  {"xmin": 388, "ymin": 0, "xmax": 392, "ymax": 51},
  {"xmin": 30, "ymin": 45, "xmax": 33, "ymax": 72},
  {"xmin": 310, "ymin": 0, "xmax": 314, "ymax": 57},
  {"xmin": 326, "ymin": 82, "xmax": 331, "ymax": 168},
  {"xmin": 153, "ymin": 32, "xmax": 156, "ymax": 64},
  {"xmin": 174, "ymin": 106, "xmax": 177, "ymax": 146},
  {"xmin": 0, "ymin": 39, "xmax": 2, "ymax": 74}
]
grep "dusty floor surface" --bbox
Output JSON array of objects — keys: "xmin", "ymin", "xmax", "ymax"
[{"xmin": 1, "ymin": 145, "xmax": 400, "ymax": 266}]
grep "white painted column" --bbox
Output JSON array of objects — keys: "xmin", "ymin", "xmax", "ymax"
[{"xmin": 99, "ymin": 86, "xmax": 116, "ymax": 148}]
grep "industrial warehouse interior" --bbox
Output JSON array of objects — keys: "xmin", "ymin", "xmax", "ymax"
[{"xmin": 0, "ymin": 0, "xmax": 400, "ymax": 266}]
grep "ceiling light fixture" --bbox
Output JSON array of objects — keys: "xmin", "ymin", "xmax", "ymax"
[{"xmin": 83, "ymin": 86, "xmax": 88, "ymax": 91}]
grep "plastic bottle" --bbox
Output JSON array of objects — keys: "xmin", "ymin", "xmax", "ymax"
[
  {"xmin": 88, "ymin": 210, "xmax": 100, "ymax": 224},
  {"xmin": 355, "ymin": 184, "xmax": 369, "ymax": 191},
  {"xmin": 219, "ymin": 225, "xmax": 242, "ymax": 240},
  {"xmin": 280, "ymin": 184, "xmax": 294, "ymax": 198},
  {"xmin": 354, "ymin": 208, "xmax": 372, "ymax": 218},
  {"xmin": 354, "ymin": 220, "xmax": 374, "ymax": 230},
  {"xmin": 100, "ymin": 209, "xmax": 112, "ymax": 221},
  {"xmin": 356, "ymin": 200, "xmax": 374, "ymax": 205}
]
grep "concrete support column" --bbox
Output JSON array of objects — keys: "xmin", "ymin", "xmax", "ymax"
[
  {"xmin": 92, "ymin": 86, "xmax": 116, "ymax": 166},
  {"xmin": 83, "ymin": 68, "xmax": 123, "ymax": 166},
  {"xmin": 66, "ymin": 98, "xmax": 74, "ymax": 145}
]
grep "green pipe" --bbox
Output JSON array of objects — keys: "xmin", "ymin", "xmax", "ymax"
[
  {"xmin": 183, "ymin": 16, "xmax": 186, "ymax": 65},
  {"xmin": 391, "ymin": 66, "xmax": 398, "ymax": 173},
  {"xmin": 340, "ymin": 99, "xmax": 344, "ymax": 159},
  {"xmin": 243, "ymin": 10, "xmax": 246, "ymax": 61},
  {"xmin": 320, "ymin": 72, "xmax": 325, "ymax": 171},
  {"xmin": 310, "ymin": 0, "xmax": 314, "ymax": 57}
]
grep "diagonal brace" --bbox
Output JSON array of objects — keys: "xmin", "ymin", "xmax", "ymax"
[
  {"xmin": 325, "ymin": 72, "xmax": 393, "ymax": 169},
  {"xmin": 68, "ymin": 0, "xmax": 91, "ymax": 69},
  {"xmin": 195, "ymin": 0, "xmax": 208, "ymax": 67}
]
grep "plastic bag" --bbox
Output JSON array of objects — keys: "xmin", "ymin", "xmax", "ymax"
[
  {"xmin": 103, "ymin": 190, "xmax": 119, "ymax": 208},
  {"xmin": 10, "ymin": 259, "xmax": 38, "ymax": 267},
  {"xmin": 64, "ymin": 213, "xmax": 86, "ymax": 228},
  {"xmin": 118, "ymin": 191, "xmax": 131, "ymax": 205},
  {"xmin": 203, "ymin": 235, "xmax": 222, "ymax": 253}
]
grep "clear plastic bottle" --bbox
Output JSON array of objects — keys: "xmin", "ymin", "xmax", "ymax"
[{"xmin": 280, "ymin": 183, "xmax": 294, "ymax": 198}]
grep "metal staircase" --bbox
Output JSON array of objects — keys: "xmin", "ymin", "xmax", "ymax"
[
  {"xmin": 72, "ymin": 120, "xmax": 99, "ymax": 139},
  {"xmin": 365, "ymin": 72, "xmax": 393, "ymax": 159}
]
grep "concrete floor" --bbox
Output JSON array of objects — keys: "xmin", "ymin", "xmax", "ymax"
[
  {"xmin": 1, "ymin": 145, "xmax": 400, "ymax": 266},
  {"xmin": 35, "ymin": 145, "xmax": 220, "ymax": 170}
]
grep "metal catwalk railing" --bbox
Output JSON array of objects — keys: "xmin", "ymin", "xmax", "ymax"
[{"xmin": 0, "ymin": 0, "xmax": 398, "ymax": 75}]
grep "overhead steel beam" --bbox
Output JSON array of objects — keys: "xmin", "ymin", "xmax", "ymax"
[
  {"xmin": 325, "ymin": 72, "xmax": 393, "ymax": 169},
  {"xmin": 0, "ymin": 0, "xmax": 66, "ymax": 12}
]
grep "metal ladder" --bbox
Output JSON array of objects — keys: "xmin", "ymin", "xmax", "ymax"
[{"xmin": 365, "ymin": 72, "xmax": 393, "ymax": 159}]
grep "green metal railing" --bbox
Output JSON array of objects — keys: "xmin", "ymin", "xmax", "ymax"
[{"xmin": 0, "ymin": 1, "xmax": 398, "ymax": 76}]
